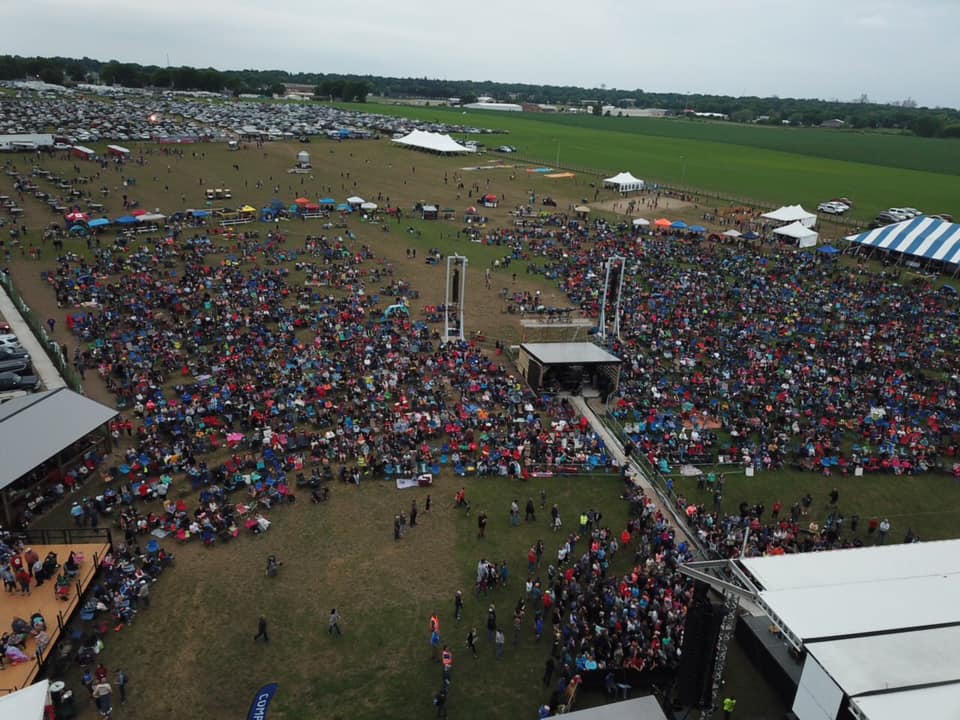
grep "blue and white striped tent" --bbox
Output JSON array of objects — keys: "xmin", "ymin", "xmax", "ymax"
[{"xmin": 846, "ymin": 216, "xmax": 960, "ymax": 265}]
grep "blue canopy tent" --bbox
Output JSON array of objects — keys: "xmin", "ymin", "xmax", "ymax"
[
  {"xmin": 671, "ymin": 220, "xmax": 688, "ymax": 229},
  {"xmin": 318, "ymin": 198, "xmax": 336, "ymax": 206},
  {"xmin": 336, "ymin": 203, "xmax": 352, "ymax": 212},
  {"xmin": 190, "ymin": 210, "xmax": 210, "ymax": 218},
  {"xmin": 817, "ymin": 245, "xmax": 841, "ymax": 255},
  {"xmin": 115, "ymin": 216, "xmax": 138, "ymax": 225},
  {"xmin": 269, "ymin": 199, "xmax": 285, "ymax": 211},
  {"xmin": 88, "ymin": 218, "xmax": 111, "ymax": 228},
  {"xmin": 743, "ymin": 231, "xmax": 760, "ymax": 240}
]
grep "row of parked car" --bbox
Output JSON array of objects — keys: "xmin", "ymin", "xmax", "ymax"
[
  {"xmin": 0, "ymin": 324, "xmax": 40, "ymax": 394},
  {"xmin": 876, "ymin": 207, "xmax": 925, "ymax": 224}
]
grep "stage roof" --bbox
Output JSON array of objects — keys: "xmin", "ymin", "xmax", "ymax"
[
  {"xmin": 739, "ymin": 539, "xmax": 960, "ymax": 591},
  {"xmin": 0, "ymin": 388, "xmax": 117, "ymax": 492},
  {"xmin": 520, "ymin": 342, "xmax": 621, "ymax": 366},
  {"xmin": 561, "ymin": 696, "xmax": 668, "ymax": 720},
  {"xmin": 806, "ymin": 626, "xmax": 960, "ymax": 697},
  {"xmin": 761, "ymin": 573, "xmax": 960, "ymax": 642},
  {"xmin": 852, "ymin": 683, "xmax": 960, "ymax": 720}
]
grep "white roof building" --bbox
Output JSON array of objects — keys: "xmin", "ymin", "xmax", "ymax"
[{"xmin": 733, "ymin": 540, "xmax": 960, "ymax": 720}]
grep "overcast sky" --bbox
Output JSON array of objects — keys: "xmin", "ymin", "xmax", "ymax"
[{"xmin": 7, "ymin": 0, "xmax": 958, "ymax": 108}]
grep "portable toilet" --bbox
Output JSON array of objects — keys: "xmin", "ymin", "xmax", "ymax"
[{"xmin": 297, "ymin": 150, "xmax": 311, "ymax": 169}]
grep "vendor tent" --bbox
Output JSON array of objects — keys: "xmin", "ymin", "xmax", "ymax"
[
  {"xmin": 773, "ymin": 221, "xmax": 818, "ymax": 247},
  {"xmin": 632, "ymin": 218, "xmax": 650, "ymax": 227},
  {"xmin": 88, "ymin": 218, "xmax": 110, "ymax": 228},
  {"xmin": 722, "ymin": 229, "xmax": 743, "ymax": 237},
  {"xmin": 115, "ymin": 215, "xmax": 138, "ymax": 225},
  {"xmin": 392, "ymin": 130, "xmax": 474, "ymax": 155},
  {"xmin": 761, "ymin": 204, "xmax": 817, "ymax": 228},
  {"xmin": 818, "ymin": 245, "xmax": 841, "ymax": 255},
  {"xmin": 360, "ymin": 202, "xmax": 378, "ymax": 211},
  {"xmin": 846, "ymin": 216, "xmax": 960, "ymax": 266},
  {"xmin": 137, "ymin": 213, "xmax": 166, "ymax": 224},
  {"xmin": 346, "ymin": 196, "xmax": 365, "ymax": 205},
  {"xmin": 654, "ymin": 218, "xmax": 672, "ymax": 227},
  {"xmin": 0, "ymin": 679, "xmax": 49, "ymax": 720},
  {"xmin": 603, "ymin": 171, "xmax": 645, "ymax": 194}
]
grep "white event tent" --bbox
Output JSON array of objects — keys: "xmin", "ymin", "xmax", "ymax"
[
  {"xmin": 761, "ymin": 204, "xmax": 817, "ymax": 228},
  {"xmin": 772, "ymin": 221, "xmax": 818, "ymax": 247},
  {"xmin": 392, "ymin": 130, "xmax": 475, "ymax": 155},
  {"xmin": 0, "ymin": 680, "xmax": 49, "ymax": 720},
  {"xmin": 603, "ymin": 171, "xmax": 645, "ymax": 193}
]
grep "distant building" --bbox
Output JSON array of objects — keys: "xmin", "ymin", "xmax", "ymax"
[
  {"xmin": 820, "ymin": 118, "xmax": 846, "ymax": 128},
  {"xmin": 602, "ymin": 107, "xmax": 670, "ymax": 118},
  {"xmin": 463, "ymin": 102, "xmax": 522, "ymax": 112}
]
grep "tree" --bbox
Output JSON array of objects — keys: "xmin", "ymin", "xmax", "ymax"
[
  {"xmin": 731, "ymin": 109, "xmax": 755, "ymax": 124},
  {"xmin": 592, "ymin": 102, "xmax": 602, "ymax": 116},
  {"xmin": 39, "ymin": 67, "xmax": 63, "ymax": 85},
  {"xmin": 269, "ymin": 82, "xmax": 286, "ymax": 97},
  {"xmin": 913, "ymin": 115, "xmax": 946, "ymax": 138}
]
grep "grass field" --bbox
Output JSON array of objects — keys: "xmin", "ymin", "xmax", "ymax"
[
  {"xmin": 339, "ymin": 102, "xmax": 960, "ymax": 220},
  {"xmin": 5, "ymin": 138, "xmax": 960, "ymax": 720}
]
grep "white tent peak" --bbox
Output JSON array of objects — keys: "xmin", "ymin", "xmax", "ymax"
[
  {"xmin": 773, "ymin": 221, "xmax": 818, "ymax": 247},
  {"xmin": 761, "ymin": 204, "xmax": 817, "ymax": 228},
  {"xmin": 393, "ymin": 130, "xmax": 474, "ymax": 155},
  {"xmin": 603, "ymin": 171, "xmax": 645, "ymax": 193}
]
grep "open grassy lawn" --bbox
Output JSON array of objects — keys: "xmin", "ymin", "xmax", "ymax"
[
  {"xmin": 664, "ymin": 464, "xmax": 960, "ymax": 542},
  {"xmin": 5, "ymin": 137, "xmax": 960, "ymax": 720},
  {"xmin": 340, "ymin": 102, "xmax": 960, "ymax": 220}
]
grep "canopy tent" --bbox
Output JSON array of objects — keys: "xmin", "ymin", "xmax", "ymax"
[
  {"xmin": 688, "ymin": 225, "xmax": 706, "ymax": 233},
  {"xmin": 846, "ymin": 216, "xmax": 960, "ymax": 266},
  {"xmin": 88, "ymin": 218, "xmax": 110, "ymax": 228},
  {"xmin": 721, "ymin": 229, "xmax": 742, "ymax": 237},
  {"xmin": 318, "ymin": 198, "xmax": 336, "ymax": 206},
  {"xmin": 0, "ymin": 679, "xmax": 49, "ymax": 720},
  {"xmin": 772, "ymin": 221, "xmax": 818, "ymax": 247},
  {"xmin": 603, "ymin": 171, "xmax": 645, "ymax": 194},
  {"xmin": 761, "ymin": 204, "xmax": 817, "ymax": 228},
  {"xmin": 574, "ymin": 205, "xmax": 590, "ymax": 214},
  {"xmin": 743, "ymin": 231, "xmax": 760, "ymax": 240},
  {"xmin": 632, "ymin": 218, "xmax": 650, "ymax": 227},
  {"xmin": 239, "ymin": 205, "xmax": 257, "ymax": 213},
  {"xmin": 189, "ymin": 209, "xmax": 209, "ymax": 217},
  {"xmin": 294, "ymin": 197, "xmax": 310, "ymax": 205},
  {"xmin": 671, "ymin": 220, "xmax": 687, "ymax": 229},
  {"xmin": 346, "ymin": 196, "xmax": 365, "ymax": 205},
  {"xmin": 654, "ymin": 218, "xmax": 672, "ymax": 227},
  {"xmin": 115, "ymin": 215, "xmax": 138, "ymax": 225},
  {"xmin": 817, "ymin": 245, "xmax": 841, "ymax": 255},
  {"xmin": 360, "ymin": 202, "xmax": 378, "ymax": 211},
  {"xmin": 392, "ymin": 129, "xmax": 475, "ymax": 155},
  {"xmin": 129, "ymin": 209, "xmax": 147, "ymax": 217},
  {"xmin": 136, "ymin": 213, "xmax": 165, "ymax": 224}
]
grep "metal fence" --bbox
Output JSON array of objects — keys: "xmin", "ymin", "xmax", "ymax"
[{"xmin": 0, "ymin": 269, "xmax": 84, "ymax": 392}]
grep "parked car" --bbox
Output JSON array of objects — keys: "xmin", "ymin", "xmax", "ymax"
[
  {"xmin": 0, "ymin": 372, "xmax": 38, "ymax": 391},
  {"xmin": 900, "ymin": 207, "xmax": 923, "ymax": 218},
  {"xmin": 876, "ymin": 211, "xmax": 907, "ymax": 224},
  {"xmin": 0, "ymin": 346, "xmax": 30, "ymax": 361},
  {"xmin": 888, "ymin": 208, "xmax": 916, "ymax": 219},
  {"xmin": 0, "ymin": 335, "xmax": 24, "ymax": 350},
  {"xmin": 0, "ymin": 358, "xmax": 30, "ymax": 374},
  {"xmin": 818, "ymin": 201, "xmax": 849, "ymax": 215}
]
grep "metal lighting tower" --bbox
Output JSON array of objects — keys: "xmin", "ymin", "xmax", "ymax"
[
  {"xmin": 598, "ymin": 255, "xmax": 626, "ymax": 340},
  {"xmin": 444, "ymin": 255, "xmax": 468, "ymax": 342}
]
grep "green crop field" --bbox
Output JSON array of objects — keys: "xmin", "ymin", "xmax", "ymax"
[{"xmin": 342, "ymin": 102, "xmax": 960, "ymax": 221}]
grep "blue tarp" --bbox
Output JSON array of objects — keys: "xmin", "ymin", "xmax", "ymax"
[{"xmin": 191, "ymin": 210, "xmax": 210, "ymax": 217}]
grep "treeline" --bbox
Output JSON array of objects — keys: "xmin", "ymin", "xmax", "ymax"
[{"xmin": 2, "ymin": 54, "xmax": 959, "ymax": 138}]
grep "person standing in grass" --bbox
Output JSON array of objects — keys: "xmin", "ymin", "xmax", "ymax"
[
  {"xmin": 477, "ymin": 510, "xmax": 488, "ymax": 538},
  {"xmin": 254, "ymin": 616, "xmax": 269, "ymax": 643},
  {"xmin": 329, "ymin": 608, "xmax": 342, "ymax": 637},
  {"xmin": 495, "ymin": 627, "xmax": 505, "ymax": 659},
  {"xmin": 454, "ymin": 590, "xmax": 463, "ymax": 622},
  {"xmin": 466, "ymin": 628, "xmax": 478, "ymax": 658}
]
